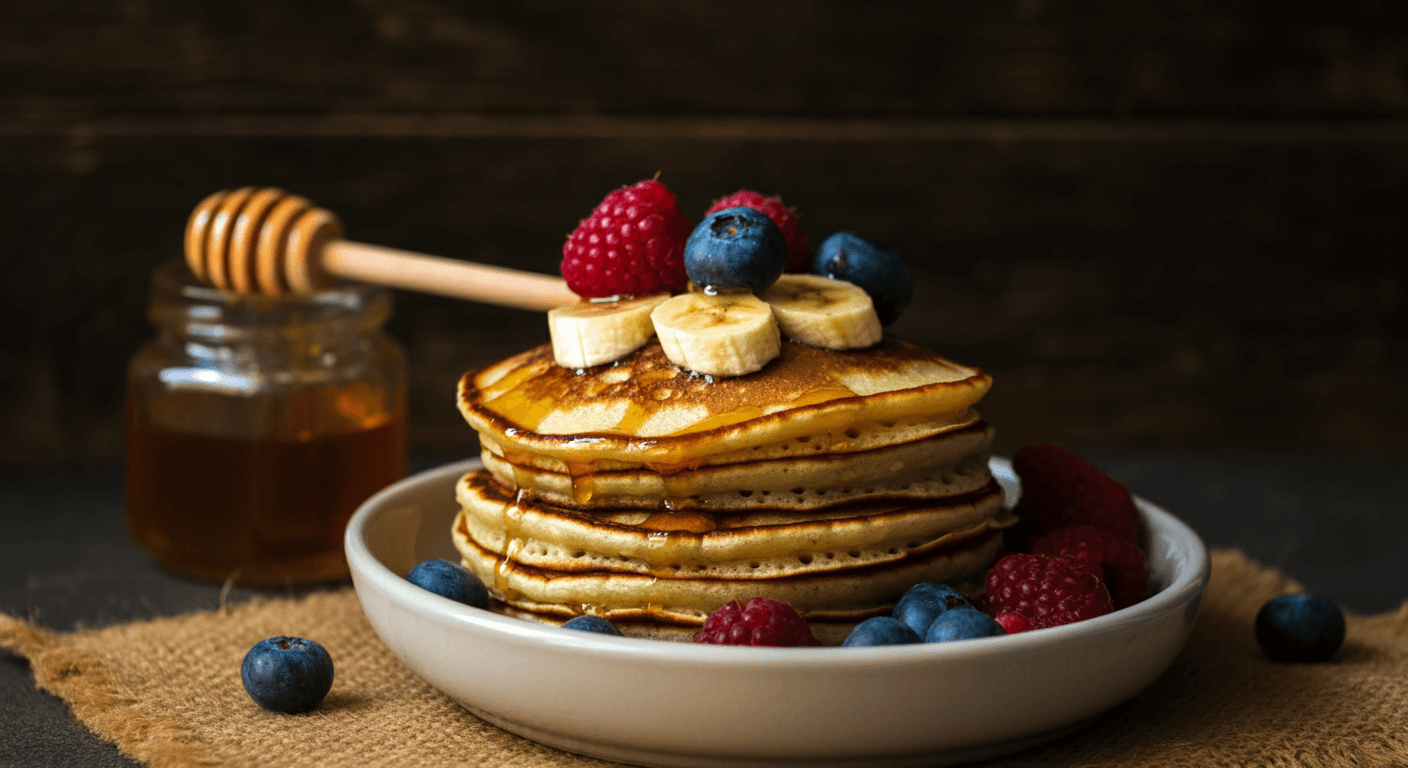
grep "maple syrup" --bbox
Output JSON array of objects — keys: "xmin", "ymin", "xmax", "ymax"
[
  {"xmin": 493, "ymin": 490, "xmax": 530, "ymax": 597},
  {"xmin": 125, "ymin": 261, "xmax": 406, "ymax": 584}
]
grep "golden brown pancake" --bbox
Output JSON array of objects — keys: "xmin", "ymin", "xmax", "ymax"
[
  {"xmin": 452, "ymin": 336, "xmax": 1006, "ymax": 643},
  {"xmin": 458, "ymin": 337, "xmax": 992, "ymax": 466},
  {"xmin": 455, "ymin": 471, "xmax": 1011, "ymax": 579},
  {"xmin": 480, "ymin": 421, "xmax": 997, "ymax": 510},
  {"xmin": 454, "ymin": 487, "xmax": 1006, "ymax": 623}
]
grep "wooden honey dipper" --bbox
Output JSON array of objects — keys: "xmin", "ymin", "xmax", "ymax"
[{"xmin": 185, "ymin": 187, "xmax": 579, "ymax": 311}]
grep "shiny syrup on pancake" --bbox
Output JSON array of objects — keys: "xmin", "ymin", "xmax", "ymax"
[
  {"xmin": 494, "ymin": 489, "xmax": 530, "ymax": 601},
  {"xmin": 457, "ymin": 340, "xmax": 1002, "ymax": 632},
  {"xmin": 483, "ymin": 361, "xmax": 859, "ymax": 509}
]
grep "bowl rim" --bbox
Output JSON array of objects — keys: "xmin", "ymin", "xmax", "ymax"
[{"xmin": 346, "ymin": 456, "xmax": 1210, "ymax": 665}]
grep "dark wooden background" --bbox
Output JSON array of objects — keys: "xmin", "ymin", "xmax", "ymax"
[{"xmin": 4, "ymin": 0, "xmax": 1406, "ymax": 465}]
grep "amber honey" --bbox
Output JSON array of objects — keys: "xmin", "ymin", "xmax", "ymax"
[
  {"xmin": 126, "ymin": 409, "xmax": 405, "ymax": 584},
  {"xmin": 126, "ymin": 261, "xmax": 407, "ymax": 584}
]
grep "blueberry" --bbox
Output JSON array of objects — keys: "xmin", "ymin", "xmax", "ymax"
[
  {"xmin": 892, "ymin": 583, "xmax": 972, "ymax": 637},
  {"xmin": 1255, "ymin": 594, "xmax": 1345, "ymax": 662},
  {"xmin": 683, "ymin": 207, "xmax": 788, "ymax": 293},
  {"xmin": 813, "ymin": 232, "xmax": 913, "ymax": 325},
  {"xmin": 241, "ymin": 636, "xmax": 334, "ymax": 713},
  {"xmin": 924, "ymin": 608, "xmax": 1005, "ymax": 643},
  {"xmin": 407, "ymin": 559, "xmax": 490, "ymax": 609},
  {"xmin": 561, "ymin": 615, "xmax": 624, "ymax": 636},
  {"xmin": 841, "ymin": 616, "xmax": 922, "ymax": 647}
]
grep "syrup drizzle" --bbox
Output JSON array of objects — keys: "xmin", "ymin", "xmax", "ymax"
[
  {"xmin": 487, "ymin": 382, "xmax": 885, "ymax": 513},
  {"xmin": 638, "ymin": 511, "xmax": 717, "ymax": 533},
  {"xmin": 667, "ymin": 385, "xmax": 858, "ymax": 436},
  {"xmin": 484, "ymin": 372, "xmax": 893, "ymax": 619},
  {"xmin": 493, "ymin": 488, "xmax": 532, "ymax": 601}
]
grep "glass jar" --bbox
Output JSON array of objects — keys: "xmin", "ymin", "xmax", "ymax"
[{"xmin": 126, "ymin": 261, "xmax": 407, "ymax": 584}]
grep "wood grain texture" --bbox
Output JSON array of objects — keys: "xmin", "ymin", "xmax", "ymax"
[
  {"xmin": 2, "ymin": 1, "xmax": 1406, "ymax": 462},
  {"xmin": 5, "ymin": 1, "xmax": 1408, "ymax": 119}
]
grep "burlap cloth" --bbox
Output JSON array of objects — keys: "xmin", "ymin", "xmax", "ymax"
[{"xmin": 3, "ymin": 549, "xmax": 1406, "ymax": 768}]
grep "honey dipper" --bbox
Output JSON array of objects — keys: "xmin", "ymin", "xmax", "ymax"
[{"xmin": 185, "ymin": 187, "xmax": 578, "ymax": 311}]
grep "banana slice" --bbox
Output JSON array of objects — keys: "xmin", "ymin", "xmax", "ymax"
[
  {"xmin": 548, "ymin": 293, "xmax": 670, "ymax": 368},
  {"xmin": 759, "ymin": 274, "xmax": 883, "ymax": 349},
  {"xmin": 650, "ymin": 292, "xmax": 781, "ymax": 377}
]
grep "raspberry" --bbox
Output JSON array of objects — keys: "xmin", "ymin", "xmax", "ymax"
[
  {"xmin": 693, "ymin": 597, "xmax": 820, "ymax": 647},
  {"xmin": 1012, "ymin": 444, "xmax": 1140, "ymax": 543},
  {"xmin": 562, "ymin": 180, "xmax": 692, "ymax": 297},
  {"xmin": 705, "ymin": 190, "xmax": 811, "ymax": 273},
  {"xmin": 1031, "ymin": 525, "xmax": 1150, "ymax": 610},
  {"xmin": 993, "ymin": 611, "xmax": 1031, "ymax": 634},
  {"xmin": 983, "ymin": 554, "xmax": 1113, "ymax": 630}
]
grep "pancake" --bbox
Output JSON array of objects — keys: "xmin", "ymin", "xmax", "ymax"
[
  {"xmin": 457, "ymin": 337, "xmax": 992, "ymax": 466},
  {"xmin": 452, "ymin": 335, "xmax": 1007, "ymax": 643},
  {"xmin": 477, "ymin": 406, "xmax": 984, "ymax": 473},
  {"xmin": 480, "ymin": 421, "xmax": 997, "ymax": 510},
  {"xmin": 455, "ymin": 471, "xmax": 1011, "ymax": 579},
  {"xmin": 454, "ymin": 492, "xmax": 1006, "ymax": 624}
]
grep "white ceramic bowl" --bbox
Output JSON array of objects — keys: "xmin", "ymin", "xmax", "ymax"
[{"xmin": 347, "ymin": 458, "xmax": 1209, "ymax": 768}]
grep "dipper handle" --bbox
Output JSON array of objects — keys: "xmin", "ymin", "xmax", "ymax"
[{"xmin": 185, "ymin": 187, "xmax": 578, "ymax": 312}]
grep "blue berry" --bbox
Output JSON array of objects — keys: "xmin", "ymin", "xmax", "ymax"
[
  {"xmin": 561, "ymin": 615, "xmax": 624, "ymax": 636},
  {"xmin": 813, "ymin": 232, "xmax": 913, "ymax": 325},
  {"xmin": 407, "ymin": 559, "xmax": 490, "ymax": 609},
  {"xmin": 892, "ymin": 583, "xmax": 972, "ymax": 637},
  {"xmin": 241, "ymin": 636, "xmax": 334, "ymax": 713},
  {"xmin": 841, "ymin": 616, "xmax": 923, "ymax": 647},
  {"xmin": 1255, "ymin": 594, "xmax": 1345, "ymax": 662},
  {"xmin": 683, "ymin": 207, "xmax": 788, "ymax": 293},
  {"xmin": 924, "ymin": 608, "xmax": 1005, "ymax": 643}
]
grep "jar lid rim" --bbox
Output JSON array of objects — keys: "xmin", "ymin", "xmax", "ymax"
[
  {"xmin": 148, "ymin": 260, "xmax": 393, "ymax": 338},
  {"xmin": 152, "ymin": 260, "xmax": 388, "ymax": 308}
]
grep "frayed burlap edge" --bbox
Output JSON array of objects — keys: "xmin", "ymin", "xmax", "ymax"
[{"xmin": 0, "ymin": 614, "xmax": 217, "ymax": 768}]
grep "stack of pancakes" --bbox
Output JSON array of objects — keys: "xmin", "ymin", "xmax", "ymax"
[{"xmin": 453, "ymin": 337, "xmax": 1013, "ymax": 643}]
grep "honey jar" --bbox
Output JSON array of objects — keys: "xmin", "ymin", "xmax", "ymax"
[{"xmin": 125, "ymin": 261, "xmax": 407, "ymax": 584}]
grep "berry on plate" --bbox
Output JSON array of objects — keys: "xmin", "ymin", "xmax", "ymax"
[
  {"xmin": 684, "ymin": 208, "xmax": 788, "ymax": 293},
  {"xmin": 693, "ymin": 597, "xmax": 820, "ymax": 647},
  {"xmin": 705, "ymin": 190, "xmax": 811, "ymax": 273},
  {"xmin": 983, "ymin": 553, "xmax": 1113, "ymax": 631},
  {"xmin": 812, "ymin": 232, "xmax": 913, "ymax": 326},
  {"xmin": 1255, "ymin": 594, "xmax": 1345, "ymax": 662},
  {"xmin": 241, "ymin": 636, "xmax": 335, "ymax": 713},
  {"xmin": 407, "ymin": 559, "xmax": 490, "ymax": 609},
  {"xmin": 842, "ymin": 616, "xmax": 922, "ymax": 647},
  {"xmin": 561, "ymin": 615, "xmax": 625, "ymax": 636},
  {"xmin": 1031, "ymin": 525, "xmax": 1149, "ymax": 610},
  {"xmin": 993, "ymin": 611, "xmax": 1031, "ymax": 634},
  {"xmin": 924, "ymin": 607, "xmax": 1006, "ymax": 643},
  {"xmin": 892, "ymin": 582, "xmax": 972, "ymax": 637},
  {"xmin": 1012, "ymin": 444, "xmax": 1141, "ymax": 544},
  {"xmin": 561, "ymin": 179, "xmax": 692, "ymax": 298}
]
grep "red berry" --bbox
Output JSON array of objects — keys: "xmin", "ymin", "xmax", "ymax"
[
  {"xmin": 983, "ymin": 554, "xmax": 1113, "ymax": 630},
  {"xmin": 693, "ymin": 597, "xmax": 820, "ymax": 647},
  {"xmin": 562, "ymin": 180, "xmax": 692, "ymax": 297},
  {"xmin": 1031, "ymin": 525, "xmax": 1150, "ymax": 610},
  {"xmin": 705, "ymin": 190, "xmax": 811, "ymax": 273},
  {"xmin": 1012, "ymin": 444, "xmax": 1140, "ymax": 543},
  {"xmin": 994, "ymin": 611, "xmax": 1031, "ymax": 634}
]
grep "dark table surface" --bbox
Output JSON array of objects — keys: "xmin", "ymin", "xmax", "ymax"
[{"xmin": 3, "ymin": 452, "xmax": 1407, "ymax": 768}]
